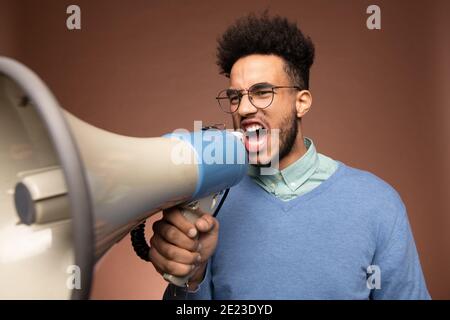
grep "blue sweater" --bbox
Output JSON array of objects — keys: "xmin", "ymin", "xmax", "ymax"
[{"xmin": 165, "ymin": 161, "xmax": 430, "ymax": 299}]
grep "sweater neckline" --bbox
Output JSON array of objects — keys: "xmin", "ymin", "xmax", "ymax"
[{"xmin": 246, "ymin": 160, "xmax": 348, "ymax": 212}]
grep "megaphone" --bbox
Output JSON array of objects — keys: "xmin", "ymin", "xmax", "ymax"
[{"xmin": 0, "ymin": 57, "xmax": 247, "ymax": 299}]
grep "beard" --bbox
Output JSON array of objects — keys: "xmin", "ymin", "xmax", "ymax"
[
  {"xmin": 256, "ymin": 110, "xmax": 298, "ymax": 168},
  {"xmin": 278, "ymin": 110, "xmax": 298, "ymax": 161}
]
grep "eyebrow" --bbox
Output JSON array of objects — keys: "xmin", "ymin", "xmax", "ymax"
[
  {"xmin": 229, "ymin": 82, "xmax": 274, "ymax": 91},
  {"xmin": 249, "ymin": 82, "xmax": 274, "ymax": 90}
]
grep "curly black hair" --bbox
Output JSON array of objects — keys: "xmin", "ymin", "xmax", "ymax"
[{"xmin": 216, "ymin": 13, "xmax": 315, "ymax": 89}]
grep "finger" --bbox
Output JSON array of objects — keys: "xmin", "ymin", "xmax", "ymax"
[
  {"xmin": 148, "ymin": 246, "xmax": 166, "ymax": 274},
  {"xmin": 153, "ymin": 220, "xmax": 199, "ymax": 251},
  {"xmin": 195, "ymin": 214, "xmax": 218, "ymax": 233},
  {"xmin": 151, "ymin": 260, "xmax": 164, "ymax": 276},
  {"xmin": 149, "ymin": 246, "xmax": 195, "ymax": 277},
  {"xmin": 163, "ymin": 207, "xmax": 198, "ymax": 238},
  {"xmin": 150, "ymin": 234, "xmax": 202, "ymax": 265}
]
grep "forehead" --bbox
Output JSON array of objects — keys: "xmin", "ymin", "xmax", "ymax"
[{"xmin": 229, "ymin": 54, "xmax": 288, "ymax": 89}]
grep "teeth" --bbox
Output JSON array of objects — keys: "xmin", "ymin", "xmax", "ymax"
[{"xmin": 244, "ymin": 124, "xmax": 263, "ymax": 133}]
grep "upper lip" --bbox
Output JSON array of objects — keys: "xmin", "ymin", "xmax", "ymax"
[{"xmin": 240, "ymin": 118, "xmax": 268, "ymax": 131}]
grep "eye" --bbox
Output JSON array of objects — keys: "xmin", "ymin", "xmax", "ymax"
[
  {"xmin": 226, "ymin": 90, "xmax": 241, "ymax": 105},
  {"xmin": 229, "ymin": 96, "xmax": 240, "ymax": 105},
  {"xmin": 252, "ymin": 89, "xmax": 272, "ymax": 98}
]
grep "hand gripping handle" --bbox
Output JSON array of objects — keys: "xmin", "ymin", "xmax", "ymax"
[{"xmin": 163, "ymin": 193, "xmax": 222, "ymax": 287}]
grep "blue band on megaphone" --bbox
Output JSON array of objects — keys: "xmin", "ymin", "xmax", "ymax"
[{"xmin": 163, "ymin": 130, "xmax": 248, "ymax": 200}]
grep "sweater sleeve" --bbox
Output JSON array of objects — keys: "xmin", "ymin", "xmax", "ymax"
[{"xmin": 370, "ymin": 194, "xmax": 430, "ymax": 300}]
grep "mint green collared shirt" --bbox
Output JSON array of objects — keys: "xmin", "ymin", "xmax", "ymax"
[{"xmin": 248, "ymin": 137, "xmax": 338, "ymax": 201}]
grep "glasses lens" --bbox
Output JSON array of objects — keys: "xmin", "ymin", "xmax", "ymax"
[
  {"xmin": 217, "ymin": 89, "xmax": 240, "ymax": 113},
  {"xmin": 249, "ymin": 88, "xmax": 274, "ymax": 109}
]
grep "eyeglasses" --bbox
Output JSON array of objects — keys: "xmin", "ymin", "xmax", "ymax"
[{"xmin": 216, "ymin": 83, "xmax": 301, "ymax": 114}]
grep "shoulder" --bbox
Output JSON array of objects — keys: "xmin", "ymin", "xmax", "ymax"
[
  {"xmin": 338, "ymin": 162, "xmax": 404, "ymax": 205},
  {"xmin": 337, "ymin": 161, "xmax": 407, "ymax": 226}
]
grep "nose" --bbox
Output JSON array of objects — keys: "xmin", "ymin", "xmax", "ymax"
[{"xmin": 237, "ymin": 93, "xmax": 257, "ymax": 117}]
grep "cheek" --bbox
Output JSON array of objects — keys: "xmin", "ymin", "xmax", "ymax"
[
  {"xmin": 264, "ymin": 108, "xmax": 285, "ymax": 130},
  {"xmin": 266, "ymin": 99, "xmax": 296, "ymax": 129}
]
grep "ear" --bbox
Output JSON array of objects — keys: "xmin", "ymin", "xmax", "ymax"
[{"xmin": 295, "ymin": 90, "xmax": 312, "ymax": 118}]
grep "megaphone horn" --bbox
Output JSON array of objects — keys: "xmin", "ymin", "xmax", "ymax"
[{"xmin": 0, "ymin": 57, "xmax": 247, "ymax": 299}]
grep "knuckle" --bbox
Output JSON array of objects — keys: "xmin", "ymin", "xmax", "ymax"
[
  {"xmin": 166, "ymin": 247, "xmax": 177, "ymax": 260},
  {"xmin": 164, "ymin": 226, "xmax": 177, "ymax": 240}
]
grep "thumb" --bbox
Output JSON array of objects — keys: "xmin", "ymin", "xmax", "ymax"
[{"xmin": 195, "ymin": 214, "xmax": 218, "ymax": 233}]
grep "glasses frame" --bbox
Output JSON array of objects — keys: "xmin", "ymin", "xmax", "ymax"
[{"xmin": 216, "ymin": 85, "xmax": 301, "ymax": 114}]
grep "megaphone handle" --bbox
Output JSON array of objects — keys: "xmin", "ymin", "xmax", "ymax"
[{"xmin": 163, "ymin": 205, "xmax": 204, "ymax": 288}]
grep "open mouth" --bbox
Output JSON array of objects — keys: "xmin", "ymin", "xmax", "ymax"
[{"xmin": 241, "ymin": 121, "xmax": 269, "ymax": 153}]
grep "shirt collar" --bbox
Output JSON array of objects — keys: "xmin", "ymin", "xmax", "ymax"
[{"xmin": 248, "ymin": 137, "xmax": 320, "ymax": 192}]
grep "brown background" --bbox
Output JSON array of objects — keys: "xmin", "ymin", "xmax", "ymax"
[{"xmin": 0, "ymin": 0, "xmax": 449, "ymax": 299}]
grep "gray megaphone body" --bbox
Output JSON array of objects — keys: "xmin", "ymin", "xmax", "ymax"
[{"xmin": 0, "ymin": 57, "xmax": 248, "ymax": 299}]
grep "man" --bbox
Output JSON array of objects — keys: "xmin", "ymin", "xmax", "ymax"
[{"xmin": 149, "ymin": 13, "xmax": 430, "ymax": 299}]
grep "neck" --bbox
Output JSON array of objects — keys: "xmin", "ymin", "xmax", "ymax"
[{"xmin": 278, "ymin": 130, "xmax": 307, "ymax": 171}]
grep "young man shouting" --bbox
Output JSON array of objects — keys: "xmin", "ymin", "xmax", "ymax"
[{"xmin": 149, "ymin": 13, "xmax": 430, "ymax": 300}]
